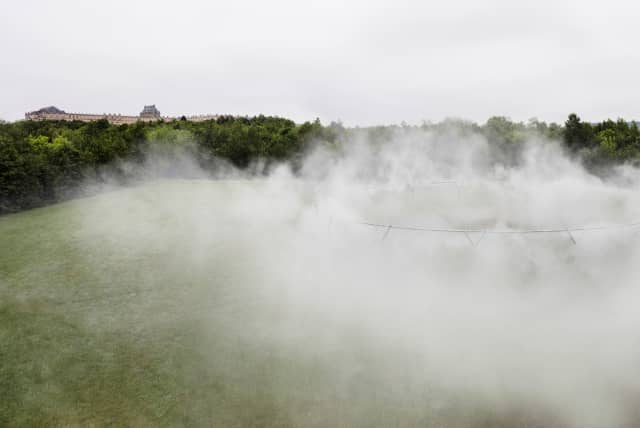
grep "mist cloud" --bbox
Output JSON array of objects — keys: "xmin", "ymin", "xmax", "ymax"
[{"xmin": 64, "ymin": 127, "xmax": 640, "ymax": 427}]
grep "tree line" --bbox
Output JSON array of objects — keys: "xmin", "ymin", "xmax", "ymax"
[{"xmin": 0, "ymin": 114, "xmax": 638, "ymax": 213}]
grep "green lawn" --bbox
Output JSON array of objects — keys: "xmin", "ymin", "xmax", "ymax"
[{"xmin": 0, "ymin": 180, "xmax": 571, "ymax": 427}]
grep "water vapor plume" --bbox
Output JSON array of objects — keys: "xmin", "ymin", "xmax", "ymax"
[{"xmin": 44, "ymin": 125, "xmax": 640, "ymax": 426}]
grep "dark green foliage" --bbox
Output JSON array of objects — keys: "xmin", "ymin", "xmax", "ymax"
[
  {"xmin": 0, "ymin": 116, "xmax": 322, "ymax": 213},
  {"xmin": 564, "ymin": 113, "xmax": 598, "ymax": 151},
  {"xmin": 562, "ymin": 114, "xmax": 640, "ymax": 170},
  {"xmin": 1, "ymin": 113, "xmax": 639, "ymax": 214}
]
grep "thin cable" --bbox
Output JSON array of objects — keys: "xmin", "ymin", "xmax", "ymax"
[{"xmin": 360, "ymin": 221, "xmax": 640, "ymax": 235}]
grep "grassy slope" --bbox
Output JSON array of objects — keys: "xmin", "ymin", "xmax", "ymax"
[
  {"xmin": 0, "ymin": 186, "xmax": 298, "ymax": 427},
  {"xmin": 0, "ymin": 181, "xmax": 566, "ymax": 428}
]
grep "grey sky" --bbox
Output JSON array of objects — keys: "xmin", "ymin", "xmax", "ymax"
[{"xmin": 2, "ymin": 0, "xmax": 639, "ymax": 125}]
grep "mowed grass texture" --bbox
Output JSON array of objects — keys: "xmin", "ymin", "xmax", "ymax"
[
  {"xmin": 0, "ymin": 181, "xmax": 303, "ymax": 427},
  {"xmin": 0, "ymin": 179, "xmax": 620, "ymax": 427}
]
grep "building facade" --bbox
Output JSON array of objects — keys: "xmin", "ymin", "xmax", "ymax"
[
  {"xmin": 25, "ymin": 105, "xmax": 218, "ymax": 124},
  {"xmin": 140, "ymin": 105, "xmax": 161, "ymax": 119}
]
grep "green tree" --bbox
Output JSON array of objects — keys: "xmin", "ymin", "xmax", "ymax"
[{"xmin": 564, "ymin": 113, "xmax": 596, "ymax": 151}]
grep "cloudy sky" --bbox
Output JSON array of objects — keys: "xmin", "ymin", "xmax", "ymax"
[{"xmin": 2, "ymin": 0, "xmax": 639, "ymax": 125}]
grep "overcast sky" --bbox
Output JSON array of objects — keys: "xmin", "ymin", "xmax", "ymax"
[{"xmin": 2, "ymin": 0, "xmax": 639, "ymax": 125}]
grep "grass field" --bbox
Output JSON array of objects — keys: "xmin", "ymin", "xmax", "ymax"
[
  {"xmin": 0, "ymin": 181, "xmax": 433, "ymax": 427},
  {"xmin": 1, "ymin": 179, "xmax": 636, "ymax": 427}
]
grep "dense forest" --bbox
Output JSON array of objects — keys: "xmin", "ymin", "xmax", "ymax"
[{"xmin": 1, "ymin": 114, "xmax": 639, "ymax": 214}]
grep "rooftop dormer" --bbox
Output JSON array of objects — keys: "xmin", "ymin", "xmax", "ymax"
[{"xmin": 140, "ymin": 105, "xmax": 160, "ymax": 119}]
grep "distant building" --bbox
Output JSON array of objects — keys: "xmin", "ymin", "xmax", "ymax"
[
  {"xmin": 25, "ymin": 105, "xmax": 219, "ymax": 124},
  {"xmin": 140, "ymin": 105, "xmax": 161, "ymax": 119},
  {"xmin": 35, "ymin": 106, "xmax": 66, "ymax": 115}
]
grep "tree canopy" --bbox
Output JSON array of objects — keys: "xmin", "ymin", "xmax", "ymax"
[{"xmin": 0, "ymin": 114, "xmax": 638, "ymax": 213}]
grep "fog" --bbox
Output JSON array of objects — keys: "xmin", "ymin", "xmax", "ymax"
[{"xmin": 72, "ymin": 127, "xmax": 640, "ymax": 427}]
